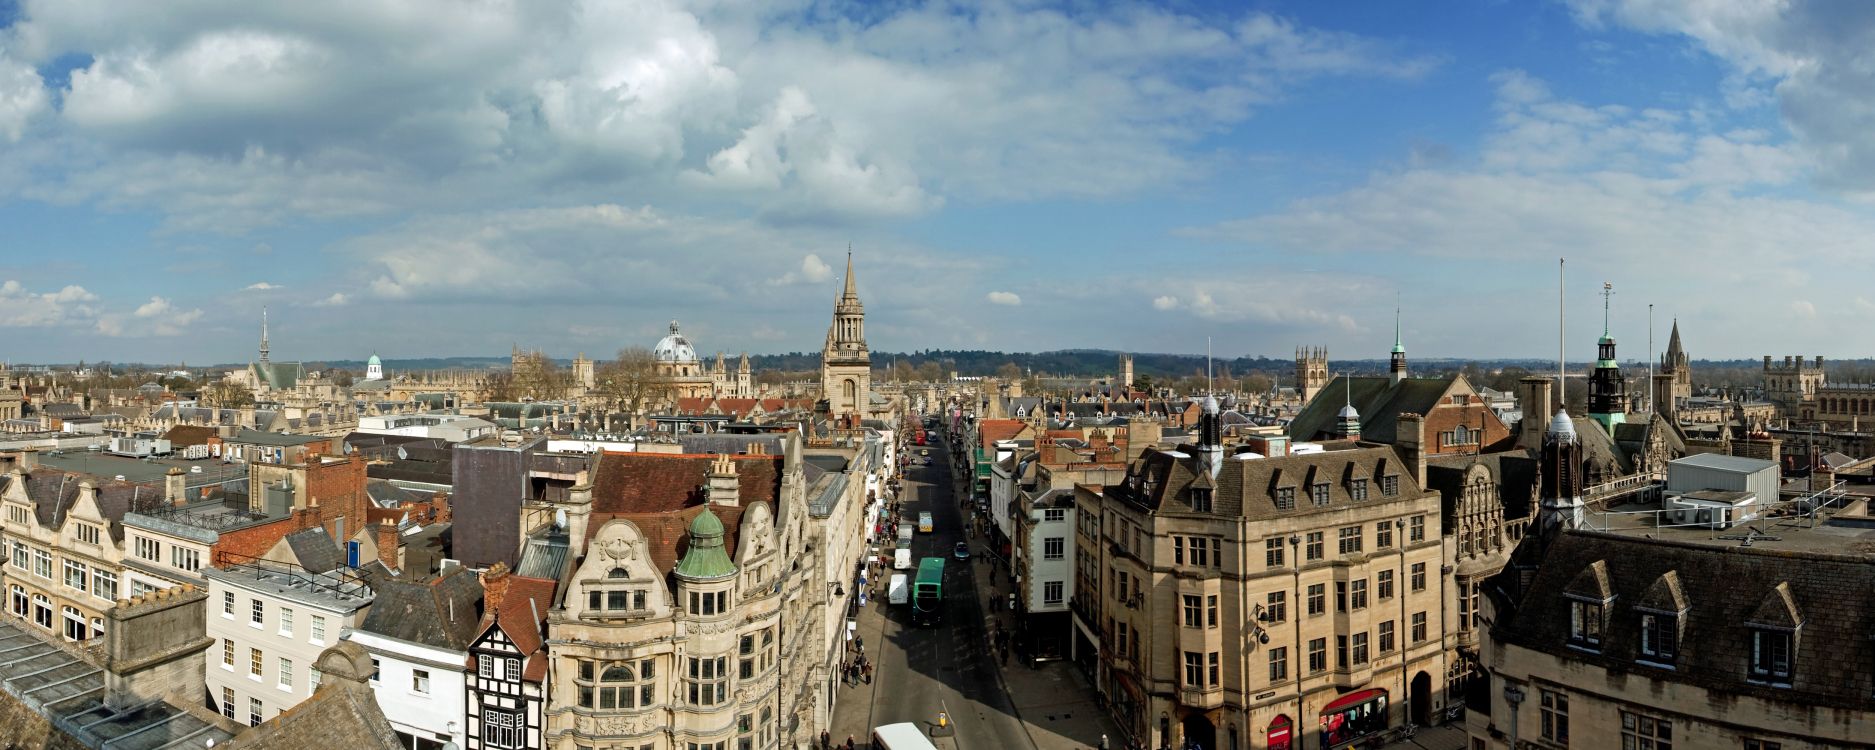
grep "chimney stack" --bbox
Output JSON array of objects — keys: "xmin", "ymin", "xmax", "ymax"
[
  {"xmin": 707, "ymin": 453, "xmax": 741, "ymax": 507},
  {"xmin": 18, "ymin": 447, "xmax": 36, "ymax": 472},
  {"xmin": 376, "ymin": 519, "xmax": 400, "ymax": 572},
  {"xmin": 1396, "ymin": 413, "xmax": 1428, "ymax": 486},
  {"xmin": 165, "ymin": 466, "xmax": 187, "ymax": 506},
  {"xmin": 479, "ymin": 562, "xmax": 512, "ymax": 612},
  {"xmin": 1519, "ymin": 376, "xmax": 1553, "ymax": 450}
]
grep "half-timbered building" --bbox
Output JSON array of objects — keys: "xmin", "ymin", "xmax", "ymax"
[{"xmin": 466, "ymin": 565, "xmax": 556, "ymax": 750}]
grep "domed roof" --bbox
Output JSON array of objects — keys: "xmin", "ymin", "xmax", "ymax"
[
  {"xmin": 1201, "ymin": 395, "xmax": 1219, "ymax": 415},
  {"xmin": 1337, "ymin": 404, "xmax": 1360, "ymax": 419},
  {"xmin": 1547, "ymin": 408, "xmax": 1577, "ymax": 441},
  {"xmin": 653, "ymin": 320, "xmax": 699, "ymax": 363},
  {"xmin": 675, "ymin": 507, "xmax": 736, "ymax": 580},
  {"xmin": 367, "ymin": 353, "xmax": 382, "ymax": 366},
  {"xmin": 689, "ymin": 506, "xmax": 725, "ymax": 536}
]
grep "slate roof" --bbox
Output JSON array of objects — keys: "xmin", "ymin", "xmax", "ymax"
[
  {"xmin": 588, "ymin": 451, "xmax": 782, "ymax": 514},
  {"xmin": 1108, "ymin": 444, "xmax": 1423, "ymax": 520},
  {"xmin": 160, "ymin": 424, "xmax": 217, "ymax": 446},
  {"xmin": 588, "ymin": 503, "xmax": 749, "ymax": 583},
  {"xmin": 2, "ymin": 470, "xmax": 151, "ymax": 541},
  {"xmin": 356, "ymin": 566, "xmax": 484, "ymax": 651},
  {"xmin": 1493, "ymin": 530, "xmax": 1875, "ymax": 712},
  {"xmin": 1286, "ymin": 376, "xmax": 1458, "ymax": 445},
  {"xmin": 282, "ymin": 527, "xmax": 347, "ymax": 574},
  {"xmin": 226, "ymin": 429, "xmax": 326, "ymax": 447}
]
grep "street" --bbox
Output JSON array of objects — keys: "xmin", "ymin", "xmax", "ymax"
[{"xmin": 829, "ymin": 433, "xmax": 1039, "ymax": 749}]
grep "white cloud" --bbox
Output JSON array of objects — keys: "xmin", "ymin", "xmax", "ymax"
[
  {"xmin": 245, "ymin": 281, "xmax": 282, "ymax": 290},
  {"xmin": 0, "ymin": 2, "xmax": 1437, "ymax": 229},
  {"xmin": 96, "ymin": 295, "xmax": 203, "ymax": 336},
  {"xmin": 0, "ymin": 53, "xmax": 49, "ymax": 142},
  {"xmin": 986, "ymin": 291, "xmax": 1021, "ymax": 306},
  {"xmin": 1152, "ymin": 295, "xmax": 1180, "ymax": 311},
  {"xmin": 1790, "ymin": 300, "xmax": 1817, "ymax": 318},
  {"xmin": 767, "ymin": 252, "xmax": 834, "ymax": 286},
  {"xmin": 0, "ymin": 280, "xmax": 99, "ymax": 327},
  {"xmin": 313, "ymin": 292, "xmax": 348, "ymax": 307}
]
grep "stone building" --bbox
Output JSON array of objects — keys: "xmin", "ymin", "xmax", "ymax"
[
  {"xmin": 1650, "ymin": 321, "xmax": 1692, "ymax": 418},
  {"xmin": 1762, "ymin": 355, "xmax": 1826, "ymax": 417},
  {"xmin": 1294, "ymin": 348, "xmax": 1328, "ymax": 406},
  {"xmin": 821, "ymin": 253, "xmax": 872, "ymax": 422},
  {"xmin": 1077, "ymin": 401, "xmax": 1448, "ymax": 750},
  {"xmin": 1, "ymin": 464, "xmax": 143, "ymax": 643},
  {"xmin": 464, "ymin": 564, "xmax": 556, "ymax": 750},
  {"xmin": 347, "ymin": 565, "xmax": 486, "ymax": 750},
  {"xmin": 1473, "ymin": 518, "xmax": 1875, "ymax": 749},
  {"xmin": 530, "ymin": 431, "xmax": 879, "ymax": 750}
]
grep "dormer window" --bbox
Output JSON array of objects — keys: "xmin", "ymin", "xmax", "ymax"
[
  {"xmin": 1347, "ymin": 479, "xmax": 1368, "ymax": 502},
  {"xmin": 1189, "ymin": 489, "xmax": 1213, "ymax": 513},
  {"xmin": 1568, "ymin": 598, "xmax": 1605, "ymax": 649},
  {"xmin": 1274, "ymin": 487, "xmax": 1296, "ymax": 511},
  {"xmin": 1309, "ymin": 483, "xmax": 1330, "ymax": 506},
  {"xmin": 1379, "ymin": 475, "xmax": 1399, "ymax": 496},
  {"xmin": 1639, "ymin": 612, "xmax": 1678, "ymax": 663},
  {"xmin": 585, "ymin": 567, "xmax": 649, "ymax": 615},
  {"xmin": 1749, "ymin": 629, "xmax": 1794, "ymax": 684}
]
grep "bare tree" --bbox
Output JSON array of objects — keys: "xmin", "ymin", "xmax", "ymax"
[
  {"xmin": 594, "ymin": 346, "xmax": 674, "ymax": 420},
  {"xmin": 995, "ymin": 362, "xmax": 1022, "ymax": 382},
  {"xmin": 510, "ymin": 350, "xmax": 572, "ymax": 400},
  {"xmin": 204, "ymin": 379, "xmax": 255, "ymax": 408}
]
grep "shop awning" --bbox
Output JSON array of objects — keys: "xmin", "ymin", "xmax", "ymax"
[{"xmin": 1320, "ymin": 688, "xmax": 1387, "ymax": 715}]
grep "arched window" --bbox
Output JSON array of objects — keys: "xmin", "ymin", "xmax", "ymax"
[
  {"xmin": 843, "ymin": 379, "xmax": 858, "ymax": 405},
  {"xmin": 575, "ymin": 658, "xmax": 656, "ymax": 711},
  {"xmin": 607, "ymin": 567, "xmax": 630, "ymax": 579}
]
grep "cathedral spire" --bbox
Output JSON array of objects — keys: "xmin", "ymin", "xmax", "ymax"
[{"xmin": 259, "ymin": 306, "xmax": 270, "ymax": 364}]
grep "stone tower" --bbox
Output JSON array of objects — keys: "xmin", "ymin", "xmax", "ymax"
[
  {"xmin": 1762, "ymin": 354, "xmax": 1824, "ymax": 416},
  {"xmin": 821, "ymin": 252, "xmax": 871, "ymax": 420},
  {"xmin": 1295, "ymin": 346, "xmax": 1328, "ymax": 404},
  {"xmin": 1119, "ymin": 354, "xmax": 1134, "ymax": 390},
  {"xmin": 1652, "ymin": 320, "xmax": 1689, "ymax": 419},
  {"xmin": 1538, "ymin": 408, "xmax": 1584, "ymax": 535}
]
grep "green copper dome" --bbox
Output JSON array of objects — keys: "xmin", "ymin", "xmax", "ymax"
[{"xmin": 675, "ymin": 508, "xmax": 738, "ymax": 581}]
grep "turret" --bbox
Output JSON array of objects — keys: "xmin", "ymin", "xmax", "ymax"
[
  {"xmin": 1587, "ymin": 282, "xmax": 1627, "ymax": 432},
  {"xmin": 1389, "ymin": 308, "xmax": 1406, "ymax": 384}
]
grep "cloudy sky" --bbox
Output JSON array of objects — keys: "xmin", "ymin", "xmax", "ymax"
[{"xmin": 2, "ymin": 0, "xmax": 1872, "ymax": 364}]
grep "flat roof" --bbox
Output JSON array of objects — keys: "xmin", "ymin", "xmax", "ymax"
[
  {"xmin": 1669, "ymin": 453, "xmax": 1778, "ymax": 473},
  {"xmin": 36, "ymin": 451, "xmax": 246, "ymax": 487},
  {"xmin": 204, "ymin": 560, "xmax": 375, "ymax": 612},
  {"xmin": 1592, "ymin": 495, "xmax": 1875, "ymax": 554}
]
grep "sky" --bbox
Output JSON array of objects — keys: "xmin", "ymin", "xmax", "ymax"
[{"xmin": 2, "ymin": 0, "xmax": 1873, "ymax": 365}]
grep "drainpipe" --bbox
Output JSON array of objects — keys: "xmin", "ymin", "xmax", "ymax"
[
  {"xmin": 1290, "ymin": 534, "xmax": 1302, "ymax": 747},
  {"xmin": 1398, "ymin": 518, "xmax": 1410, "ymax": 728}
]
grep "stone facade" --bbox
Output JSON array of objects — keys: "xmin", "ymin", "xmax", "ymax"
[
  {"xmin": 821, "ymin": 254, "xmax": 872, "ymax": 422},
  {"xmin": 1077, "ymin": 439, "xmax": 1448, "ymax": 750}
]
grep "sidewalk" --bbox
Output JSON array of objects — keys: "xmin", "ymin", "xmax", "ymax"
[
  {"xmin": 959, "ymin": 495, "xmax": 1122, "ymax": 750},
  {"xmin": 827, "ymin": 574, "xmax": 893, "ymax": 747}
]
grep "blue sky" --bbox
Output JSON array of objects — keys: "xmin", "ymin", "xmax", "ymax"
[{"xmin": 1, "ymin": 0, "xmax": 1871, "ymax": 365}]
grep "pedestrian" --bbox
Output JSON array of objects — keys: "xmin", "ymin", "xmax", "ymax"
[
  {"xmin": 863, "ymin": 662, "xmax": 873, "ymax": 684},
  {"xmin": 820, "ymin": 730, "xmax": 831, "ymax": 750},
  {"xmin": 1000, "ymin": 646, "xmax": 1009, "ymax": 665},
  {"xmin": 845, "ymin": 737, "xmax": 856, "ymax": 750}
]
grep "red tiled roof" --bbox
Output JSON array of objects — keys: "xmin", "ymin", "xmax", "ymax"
[
  {"xmin": 587, "ymin": 503, "xmax": 749, "ymax": 580},
  {"xmin": 674, "ymin": 398, "xmax": 711, "ymax": 415},
  {"xmin": 479, "ymin": 575, "xmax": 557, "ymax": 682},
  {"xmin": 978, "ymin": 419, "xmax": 1028, "ymax": 448},
  {"xmin": 714, "ymin": 398, "xmax": 759, "ymax": 417},
  {"xmin": 590, "ymin": 451, "xmax": 782, "ymax": 514}
]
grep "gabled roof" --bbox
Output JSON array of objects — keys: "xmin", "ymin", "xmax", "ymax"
[
  {"xmin": 588, "ymin": 503, "xmax": 750, "ymax": 581},
  {"xmin": 283, "ymin": 527, "xmax": 346, "ymax": 574},
  {"xmin": 1286, "ymin": 376, "xmax": 1463, "ymax": 444},
  {"xmin": 475, "ymin": 574, "xmax": 557, "ymax": 682}
]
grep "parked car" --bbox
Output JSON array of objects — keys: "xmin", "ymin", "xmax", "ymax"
[{"xmin": 952, "ymin": 542, "xmax": 970, "ymax": 560}]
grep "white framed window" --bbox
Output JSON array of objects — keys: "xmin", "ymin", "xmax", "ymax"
[
  {"xmin": 222, "ymin": 590, "xmax": 235, "ymax": 616},
  {"xmin": 63, "ymin": 559, "xmax": 87, "ymax": 591},
  {"xmin": 412, "ymin": 669, "xmax": 430, "ymax": 695},
  {"xmin": 135, "ymin": 536, "xmax": 161, "ymax": 562},
  {"xmin": 221, "ymin": 687, "xmax": 235, "ymax": 719},
  {"xmin": 1043, "ymin": 537, "xmax": 1064, "ymax": 560},
  {"xmin": 278, "ymin": 657, "xmax": 293, "ymax": 690},
  {"xmin": 309, "ymin": 666, "xmax": 322, "ymax": 692},
  {"xmin": 278, "ymin": 607, "xmax": 293, "ymax": 637},
  {"xmin": 478, "ymin": 654, "xmax": 494, "ymax": 679},
  {"xmin": 222, "ymin": 638, "xmax": 234, "ymax": 668},
  {"xmin": 482, "ymin": 708, "xmax": 521, "ymax": 749},
  {"xmin": 90, "ymin": 569, "xmax": 116, "ymax": 602},
  {"xmin": 32, "ymin": 548, "xmax": 50, "ymax": 579},
  {"xmin": 248, "ymin": 697, "xmax": 262, "ymax": 727},
  {"xmin": 1044, "ymin": 581, "xmax": 1064, "ymax": 605},
  {"xmin": 76, "ymin": 523, "xmax": 100, "ymax": 546},
  {"xmin": 310, "ymin": 614, "xmax": 326, "ymax": 644},
  {"xmin": 250, "ymin": 598, "xmax": 263, "ymax": 627},
  {"xmin": 169, "ymin": 546, "xmax": 201, "ymax": 573},
  {"xmin": 250, "ymin": 647, "xmax": 263, "ymax": 678}
]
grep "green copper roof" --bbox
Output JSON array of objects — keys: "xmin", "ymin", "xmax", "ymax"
[
  {"xmin": 1392, "ymin": 309, "xmax": 1405, "ymax": 354},
  {"xmin": 675, "ymin": 508, "xmax": 738, "ymax": 580}
]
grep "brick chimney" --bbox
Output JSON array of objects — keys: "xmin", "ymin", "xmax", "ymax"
[
  {"xmin": 17, "ymin": 447, "xmax": 36, "ymax": 472},
  {"xmin": 165, "ymin": 466, "xmax": 187, "ymax": 506},
  {"xmin": 1396, "ymin": 413, "xmax": 1428, "ymax": 486},
  {"xmin": 479, "ymin": 562, "xmax": 511, "ymax": 613},
  {"xmin": 376, "ymin": 519, "xmax": 401, "ymax": 572},
  {"xmin": 707, "ymin": 453, "xmax": 740, "ymax": 507}
]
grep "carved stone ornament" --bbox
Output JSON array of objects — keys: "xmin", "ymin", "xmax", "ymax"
[{"xmin": 598, "ymin": 536, "xmax": 640, "ymax": 563}]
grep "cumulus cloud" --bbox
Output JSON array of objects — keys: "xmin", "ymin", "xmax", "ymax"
[
  {"xmin": 986, "ymin": 291, "xmax": 1021, "ymax": 306},
  {"xmin": 96, "ymin": 295, "xmax": 203, "ymax": 336},
  {"xmin": 1565, "ymin": 0, "xmax": 1875, "ymax": 196},
  {"xmin": 0, "ymin": 280, "xmax": 100, "ymax": 327},
  {"xmin": 313, "ymin": 292, "xmax": 348, "ymax": 307},
  {"xmin": 0, "ymin": 2, "xmax": 1437, "ymax": 229},
  {"xmin": 1152, "ymin": 295, "xmax": 1180, "ymax": 311},
  {"xmin": 767, "ymin": 252, "xmax": 834, "ymax": 286},
  {"xmin": 245, "ymin": 281, "xmax": 282, "ymax": 290}
]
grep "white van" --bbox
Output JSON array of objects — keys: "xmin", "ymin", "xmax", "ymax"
[
  {"xmin": 896, "ymin": 524, "xmax": 915, "ymax": 548},
  {"xmin": 888, "ymin": 574, "xmax": 910, "ymax": 606},
  {"xmin": 894, "ymin": 547, "xmax": 913, "ymax": 570}
]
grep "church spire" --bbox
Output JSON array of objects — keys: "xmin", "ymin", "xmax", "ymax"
[
  {"xmin": 259, "ymin": 306, "xmax": 270, "ymax": 364},
  {"xmin": 1389, "ymin": 306, "xmax": 1406, "ymax": 383},
  {"xmin": 840, "ymin": 246, "xmax": 860, "ymax": 304}
]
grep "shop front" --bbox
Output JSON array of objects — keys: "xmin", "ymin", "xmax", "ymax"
[{"xmin": 1318, "ymin": 688, "xmax": 1388, "ymax": 749}]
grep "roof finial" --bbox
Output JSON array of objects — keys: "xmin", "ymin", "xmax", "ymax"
[
  {"xmin": 1601, "ymin": 281, "xmax": 1614, "ymax": 337},
  {"xmin": 259, "ymin": 306, "xmax": 271, "ymax": 364},
  {"xmin": 1391, "ymin": 301, "xmax": 1404, "ymax": 354}
]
